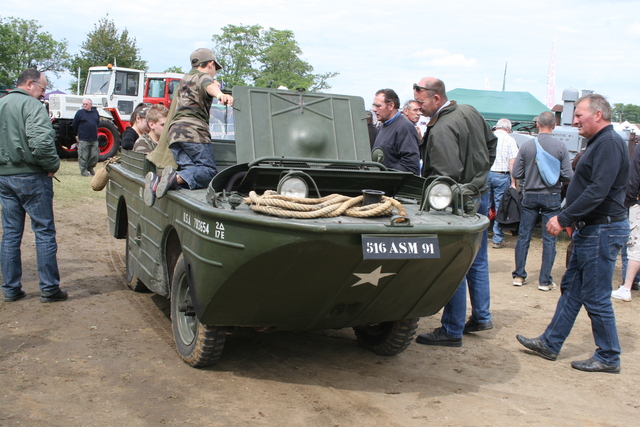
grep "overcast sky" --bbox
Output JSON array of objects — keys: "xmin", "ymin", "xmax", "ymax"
[{"xmin": 6, "ymin": 0, "xmax": 640, "ymax": 108}]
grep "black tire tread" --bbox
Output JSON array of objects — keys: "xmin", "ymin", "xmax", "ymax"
[
  {"xmin": 354, "ymin": 318, "xmax": 419, "ymax": 356},
  {"xmin": 171, "ymin": 254, "xmax": 226, "ymax": 368},
  {"xmin": 181, "ymin": 325, "xmax": 226, "ymax": 368}
]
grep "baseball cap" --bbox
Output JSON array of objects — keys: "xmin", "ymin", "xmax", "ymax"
[{"xmin": 190, "ymin": 48, "xmax": 222, "ymax": 70}]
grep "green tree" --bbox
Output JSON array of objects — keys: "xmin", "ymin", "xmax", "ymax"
[
  {"xmin": 613, "ymin": 103, "xmax": 624, "ymax": 122},
  {"xmin": 212, "ymin": 24, "xmax": 338, "ymax": 91},
  {"xmin": 68, "ymin": 15, "xmax": 146, "ymax": 93},
  {"xmin": 613, "ymin": 103, "xmax": 640, "ymax": 124},
  {"xmin": 0, "ymin": 16, "xmax": 70, "ymax": 88},
  {"xmin": 164, "ymin": 66, "xmax": 185, "ymax": 74},
  {"xmin": 212, "ymin": 24, "xmax": 263, "ymax": 87}
]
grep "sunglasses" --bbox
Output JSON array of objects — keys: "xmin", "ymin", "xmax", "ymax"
[{"xmin": 413, "ymin": 83, "xmax": 437, "ymax": 92}]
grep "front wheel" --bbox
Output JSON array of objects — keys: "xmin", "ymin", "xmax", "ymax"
[
  {"xmin": 98, "ymin": 120, "xmax": 121, "ymax": 161},
  {"xmin": 171, "ymin": 254, "xmax": 226, "ymax": 367},
  {"xmin": 354, "ymin": 318, "xmax": 419, "ymax": 356}
]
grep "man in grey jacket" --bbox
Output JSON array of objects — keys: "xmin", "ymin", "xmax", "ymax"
[
  {"xmin": 0, "ymin": 69, "xmax": 67, "ymax": 303},
  {"xmin": 511, "ymin": 111, "xmax": 572, "ymax": 291}
]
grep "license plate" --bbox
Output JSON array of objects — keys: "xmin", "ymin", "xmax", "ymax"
[{"xmin": 361, "ymin": 235, "xmax": 440, "ymax": 260}]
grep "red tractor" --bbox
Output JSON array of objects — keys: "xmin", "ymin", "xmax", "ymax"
[{"xmin": 48, "ymin": 65, "xmax": 183, "ymax": 161}]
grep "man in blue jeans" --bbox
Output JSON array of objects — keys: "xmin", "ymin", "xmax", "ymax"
[
  {"xmin": 511, "ymin": 111, "xmax": 572, "ymax": 290},
  {"xmin": 412, "ymin": 77, "xmax": 497, "ymax": 347},
  {"xmin": 517, "ymin": 94, "xmax": 629, "ymax": 373},
  {"xmin": 0, "ymin": 69, "xmax": 67, "ymax": 303}
]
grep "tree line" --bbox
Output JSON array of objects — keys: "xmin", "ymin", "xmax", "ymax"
[
  {"xmin": 613, "ymin": 104, "xmax": 640, "ymax": 124},
  {"xmin": 0, "ymin": 16, "xmax": 338, "ymax": 93}
]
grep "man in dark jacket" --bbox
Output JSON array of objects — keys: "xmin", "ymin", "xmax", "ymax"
[
  {"xmin": 72, "ymin": 98, "xmax": 100, "ymax": 176},
  {"xmin": 517, "ymin": 94, "xmax": 629, "ymax": 373},
  {"xmin": 0, "ymin": 68, "xmax": 67, "ymax": 303},
  {"xmin": 413, "ymin": 77, "xmax": 497, "ymax": 347},
  {"xmin": 371, "ymin": 89, "xmax": 420, "ymax": 175}
]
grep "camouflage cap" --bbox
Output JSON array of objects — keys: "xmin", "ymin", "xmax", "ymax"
[{"xmin": 190, "ymin": 48, "xmax": 222, "ymax": 71}]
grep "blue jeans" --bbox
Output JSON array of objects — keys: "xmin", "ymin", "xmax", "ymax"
[
  {"xmin": 0, "ymin": 173, "xmax": 61, "ymax": 298},
  {"xmin": 513, "ymin": 192, "xmax": 562, "ymax": 285},
  {"xmin": 169, "ymin": 141, "xmax": 218, "ymax": 190},
  {"xmin": 488, "ymin": 172, "xmax": 510, "ymax": 244},
  {"xmin": 441, "ymin": 192, "xmax": 491, "ymax": 338},
  {"xmin": 539, "ymin": 220, "xmax": 629, "ymax": 365}
]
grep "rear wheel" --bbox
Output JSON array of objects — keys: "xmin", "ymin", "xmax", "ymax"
[
  {"xmin": 125, "ymin": 233, "xmax": 149, "ymax": 292},
  {"xmin": 98, "ymin": 120, "xmax": 121, "ymax": 161},
  {"xmin": 171, "ymin": 254, "xmax": 226, "ymax": 367},
  {"xmin": 354, "ymin": 318, "xmax": 419, "ymax": 356}
]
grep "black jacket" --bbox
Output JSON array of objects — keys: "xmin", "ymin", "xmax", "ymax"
[{"xmin": 496, "ymin": 187, "xmax": 520, "ymax": 233}]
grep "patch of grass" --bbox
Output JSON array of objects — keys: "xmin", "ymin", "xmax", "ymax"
[{"xmin": 53, "ymin": 159, "xmax": 107, "ymax": 208}]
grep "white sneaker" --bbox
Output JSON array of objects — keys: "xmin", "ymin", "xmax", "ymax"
[
  {"xmin": 538, "ymin": 283, "xmax": 557, "ymax": 292},
  {"xmin": 611, "ymin": 286, "xmax": 632, "ymax": 302},
  {"xmin": 513, "ymin": 277, "xmax": 525, "ymax": 286}
]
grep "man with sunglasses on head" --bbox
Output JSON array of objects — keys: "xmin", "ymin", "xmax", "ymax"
[
  {"xmin": 0, "ymin": 68, "xmax": 67, "ymax": 303},
  {"xmin": 412, "ymin": 77, "xmax": 496, "ymax": 347},
  {"xmin": 371, "ymin": 89, "xmax": 420, "ymax": 175}
]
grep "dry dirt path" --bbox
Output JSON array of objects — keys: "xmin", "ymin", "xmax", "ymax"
[{"xmin": 1, "ymin": 199, "xmax": 638, "ymax": 426}]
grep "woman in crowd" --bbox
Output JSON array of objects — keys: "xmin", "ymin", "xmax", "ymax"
[{"xmin": 120, "ymin": 104, "xmax": 149, "ymax": 150}]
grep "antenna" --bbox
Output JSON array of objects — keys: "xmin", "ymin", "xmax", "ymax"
[{"xmin": 502, "ymin": 62, "xmax": 507, "ymax": 91}]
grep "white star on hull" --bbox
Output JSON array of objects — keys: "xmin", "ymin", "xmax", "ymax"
[{"xmin": 352, "ymin": 266, "xmax": 396, "ymax": 287}]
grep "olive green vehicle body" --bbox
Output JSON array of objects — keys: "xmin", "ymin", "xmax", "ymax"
[{"xmin": 106, "ymin": 86, "xmax": 489, "ymax": 334}]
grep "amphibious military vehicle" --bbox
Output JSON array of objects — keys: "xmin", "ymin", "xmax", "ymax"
[{"xmin": 106, "ymin": 86, "xmax": 489, "ymax": 368}]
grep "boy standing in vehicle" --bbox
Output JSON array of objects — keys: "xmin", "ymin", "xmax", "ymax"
[{"xmin": 145, "ymin": 48, "xmax": 233, "ymax": 206}]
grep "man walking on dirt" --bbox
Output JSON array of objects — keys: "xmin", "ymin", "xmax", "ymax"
[
  {"xmin": 511, "ymin": 111, "xmax": 572, "ymax": 290},
  {"xmin": 72, "ymin": 98, "xmax": 100, "ymax": 176},
  {"xmin": 0, "ymin": 68, "xmax": 67, "ymax": 303},
  {"xmin": 517, "ymin": 94, "xmax": 629, "ymax": 373},
  {"xmin": 412, "ymin": 77, "xmax": 497, "ymax": 347}
]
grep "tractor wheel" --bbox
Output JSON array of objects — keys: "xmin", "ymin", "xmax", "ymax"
[{"xmin": 98, "ymin": 120, "xmax": 121, "ymax": 161}]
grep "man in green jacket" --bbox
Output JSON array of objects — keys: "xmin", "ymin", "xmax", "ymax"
[
  {"xmin": 0, "ymin": 68, "xmax": 67, "ymax": 303},
  {"xmin": 413, "ymin": 77, "xmax": 496, "ymax": 347}
]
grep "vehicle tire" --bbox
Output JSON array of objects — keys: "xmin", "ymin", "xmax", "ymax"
[
  {"xmin": 98, "ymin": 120, "xmax": 121, "ymax": 162},
  {"xmin": 171, "ymin": 254, "xmax": 226, "ymax": 367},
  {"xmin": 125, "ymin": 233, "xmax": 149, "ymax": 292},
  {"xmin": 354, "ymin": 318, "xmax": 419, "ymax": 356},
  {"xmin": 56, "ymin": 143, "xmax": 77, "ymax": 159}
]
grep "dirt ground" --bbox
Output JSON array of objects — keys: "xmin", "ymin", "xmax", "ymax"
[{"xmin": 1, "ymin": 194, "xmax": 639, "ymax": 426}]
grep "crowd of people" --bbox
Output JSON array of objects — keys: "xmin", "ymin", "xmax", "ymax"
[
  {"xmin": 377, "ymin": 82, "xmax": 632, "ymax": 374},
  {"xmin": 1, "ymin": 52, "xmax": 637, "ymax": 374}
]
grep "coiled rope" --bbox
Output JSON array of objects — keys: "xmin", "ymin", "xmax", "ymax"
[{"xmin": 243, "ymin": 190, "xmax": 406, "ymax": 219}]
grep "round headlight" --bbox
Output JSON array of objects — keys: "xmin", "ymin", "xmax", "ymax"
[
  {"xmin": 428, "ymin": 183, "xmax": 452, "ymax": 210},
  {"xmin": 278, "ymin": 176, "xmax": 308, "ymax": 198}
]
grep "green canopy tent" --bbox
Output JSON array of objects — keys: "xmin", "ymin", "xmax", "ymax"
[{"xmin": 446, "ymin": 88, "xmax": 550, "ymax": 129}]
